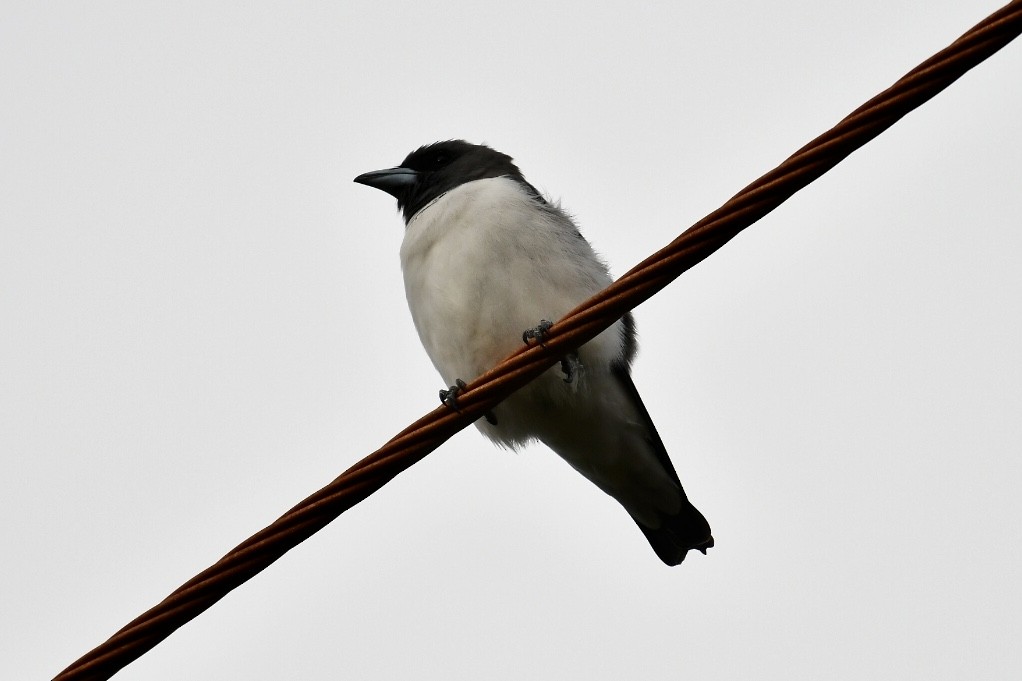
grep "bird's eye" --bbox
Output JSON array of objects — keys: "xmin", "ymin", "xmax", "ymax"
[{"xmin": 432, "ymin": 153, "xmax": 449, "ymax": 167}]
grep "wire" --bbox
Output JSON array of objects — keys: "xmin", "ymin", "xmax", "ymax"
[{"xmin": 54, "ymin": 2, "xmax": 1022, "ymax": 679}]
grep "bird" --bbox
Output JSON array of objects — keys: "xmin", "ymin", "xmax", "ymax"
[{"xmin": 354, "ymin": 140, "xmax": 712, "ymax": 565}]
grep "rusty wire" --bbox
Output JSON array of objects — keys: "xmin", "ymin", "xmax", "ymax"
[{"xmin": 55, "ymin": 3, "xmax": 1022, "ymax": 679}]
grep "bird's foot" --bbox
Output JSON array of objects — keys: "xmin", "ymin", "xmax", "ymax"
[
  {"xmin": 522, "ymin": 320, "xmax": 581, "ymax": 384},
  {"xmin": 522, "ymin": 319, "xmax": 554, "ymax": 347},
  {"xmin": 439, "ymin": 379, "xmax": 499, "ymax": 426},
  {"xmin": 439, "ymin": 378, "xmax": 468, "ymax": 412}
]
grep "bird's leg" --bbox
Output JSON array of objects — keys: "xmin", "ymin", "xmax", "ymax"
[
  {"xmin": 439, "ymin": 378, "xmax": 499, "ymax": 426},
  {"xmin": 560, "ymin": 351, "xmax": 582, "ymax": 384},
  {"xmin": 522, "ymin": 319, "xmax": 554, "ymax": 347}
]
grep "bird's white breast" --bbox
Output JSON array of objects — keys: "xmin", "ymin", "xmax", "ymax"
[{"xmin": 399, "ymin": 176, "xmax": 627, "ymax": 446}]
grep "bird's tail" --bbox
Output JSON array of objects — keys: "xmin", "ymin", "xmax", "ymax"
[
  {"xmin": 611, "ymin": 365, "xmax": 714, "ymax": 566},
  {"xmin": 636, "ymin": 501, "xmax": 714, "ymax": 566}
]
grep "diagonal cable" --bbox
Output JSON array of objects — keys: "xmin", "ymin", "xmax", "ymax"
[{"xmin": 54, "ymin": 2, "xmax": 1022, "ymax": 679}]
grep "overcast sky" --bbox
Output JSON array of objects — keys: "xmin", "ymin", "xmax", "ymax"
[{"xmin": 3, "ymin": 2, "xmax": 1021, "ymax": 679}]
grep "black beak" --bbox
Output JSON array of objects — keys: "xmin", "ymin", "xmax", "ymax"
[{"xmin": 353, "ymin": 167, "xmax": 419, "ymax": 199}]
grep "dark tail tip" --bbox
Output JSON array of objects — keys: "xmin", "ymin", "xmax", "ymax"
[{"xmin": 637, "ymin": 503, "xmax": 713, "ymax": 567}]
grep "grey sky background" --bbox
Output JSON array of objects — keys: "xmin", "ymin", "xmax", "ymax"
[{"xmin": 3, "ymin": 2, "xmax": 1020, "ymax": 679}]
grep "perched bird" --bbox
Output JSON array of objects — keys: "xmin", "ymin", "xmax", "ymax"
[{"xmin": 354, "ymin": 140, "xmax": 712, "ymax": 565}]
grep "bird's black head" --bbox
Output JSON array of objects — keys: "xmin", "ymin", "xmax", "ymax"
[{"xmin": 354, "ymin": 140, "xmax": 538, "ymax": 222}]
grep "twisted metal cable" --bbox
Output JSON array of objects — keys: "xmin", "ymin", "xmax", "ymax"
[{"xmin": 55, "ymin": 3, "xmax": 1022, "ymax": 679}]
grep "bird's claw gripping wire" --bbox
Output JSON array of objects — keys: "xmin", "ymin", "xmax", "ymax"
[
  {"xmin": 523, "ymin": 319, "xmax": 579, "ymax": 384},
  {"xmin": 439, "ymin": 378, "xmax": 498, "ymax": 425},
  {"xmin": 522, "ymin": 319, "xmax": 554, "ymax": 347},
  {"xmin": 439, "ymin": 379, "xmax": 469, "ymax": 412}
]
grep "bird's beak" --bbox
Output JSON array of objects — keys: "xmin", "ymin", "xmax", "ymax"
[{"xmin": 353, "ymin": 167, "xmax": 419, "ymax": 199}]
